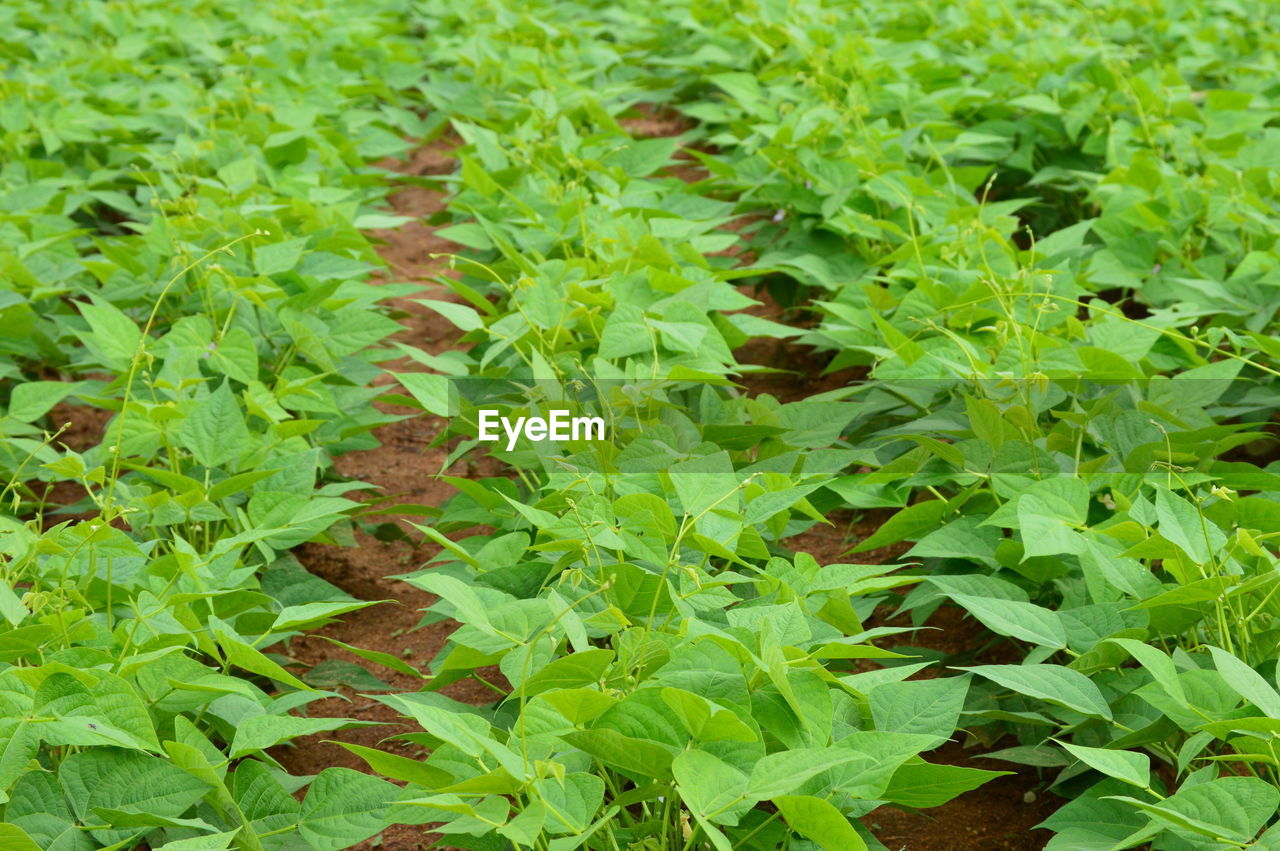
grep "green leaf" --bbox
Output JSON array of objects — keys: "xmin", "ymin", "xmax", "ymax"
[
  {"xmin": 230, "ymin": 715, "xmax": 377, "ymax": 758},
  {"xmin": 314, "ymin": 636, "xmax": 426, "ymax": 679},
  {"xmin": 254, "ymin": 238, "xmax": 306, "ymax": 276},
  {"xmin": 1207, "ymin": 645, "xmax": 1280, "ymax": 718},
  {"xmin": 337, "ymin": 742, "xmax": 453, "ymax": 788},
  {"xmin": 303, "ymin": 660, "xmax": 393, "ymax": 692},
  {"xmin": 270, "ymin": 600, "xmax": 379, "ymax": 633},
  {"xmin": 79, "ymin": 296, "xmax": 141, "ymax": 372},
  {"xmin": 949, "ymin": 595, "xmax": 1067, "ymax": 649},
  {"xmin": 34, "ymin": 672, "xmax": 160, "ymax": 752},
  {"xmin": 9, "ymin": 381, "xmax": 82, "ymax": 423},
  {"xmin": 850, "ymin": 500, "xmax": 946, "ymax": 553},
  {"xmin": 4, "ymin": 771, "xmax": 88, "ymax": 851},
  {"xmin": 598, "ymin": 304, "xmax": 651, "ymax": 359},
  {"xmin": 0, "ymin": 718, "xmax": 39, "ymax": 794},
  {"xmin": 1057, "ymin": 741, "xmax": 1150, "ymax": 789},
  {"xmin": 1106, "ymin": 638, "xmax": 1186, "ymax": 705},
  {"xmin": 1010, "ymin": 93, "xmax": 1062, "ymax": 114},
  {"xmin": 1016, "ymin": 478, "xmax": 1088, "ymax": 558},
  {"xmin": 673, "ymin": 749, "xmax": 748, "ymax": 825},
  {"xmin": 870, "ymin": 676, "xmax": 969, "ymax": 740},
  {"xmin": 669, "ymin": 451, "xmax": 738, "ymax": 520},
  {"xmin": 775, "ymin": 796, "xmax": 866, "ymax": 851},
  {"xmin": 208, "ymin": 326, "xmax": 259, "ymax": 384},
  {"xmin": 206, "ymin": 468, "xmax": 280, "ymax": 502},
  {"xmin": 1154, "ymin": 487, "xmax": 1221, "ymax": 564},
  {"xmin": 88, "ymin": 808, "xmax": 217, "ymax": 831},
  {"xmin": 233, "ymin": 759, "xmax": 299, "ymax": 839},
  {"xmin": 539, "ymin": 688, "xmax": 618, "ymax": 726},
  {"xmin": 211, "ymin": 619, "xmax": 314, "ymax": 692},
  {"xmin": 522, "ymin": 649, "xmax": 614, "ymax": 697},
  {"xmin": 661, "ymin": 688, "xmax": 757, "ymax": 743},
  {"xmin": 1037, "ymin": 793, "xmax": 1149, "ymax": 850},
  {"xmin": 959, "ymin": 664, "xmax": 1112, "ymax": 719},
  {"xmin": 177, "ymin": 381, "xmax": 250, "ymax": 469},
  {"xmin": 746, "ymin": 748, "xmax": 862, "ymax": 800},
  {"xmin": 59, "ymin": 749, "xmax": 211, "ymax": 843},
  {"xmin": 395, "ymin": 372, "xmax": 453, "ymax": 417},
  {"xmin": 561, "ymin": 729, "xmax": 674, "ymax": 778},
  {"xmin": 0, "ymin": 824, "xmax": 41, "ymax": 851},
  {"xmin": 1108, "ymin": 777, "xmax": 1279, "ymax": 844},
  {"xmin": 380, "ymin": 694, "xmax": 523, "ymax": 778},
  {"xmin": 154, "ymin": 830, "xmax": 240, "ymax": 851},
  {"xmin": 881, "ymin": 759, "xmax": 1009, "ymax": 808},
  {"xmin": 404, "ymin": 573, "xmax": 493, "ymax": 631},
  {"xmin": 536, "ymin": 772, "xmax": 605, "ymax": 836},
  {"xmin": 298, "ymin": 768, "xmax": 398, "ymax": 851},
  {"xmin": 415, "ymin": 299, "xmax": 484, "ymax": 332}
]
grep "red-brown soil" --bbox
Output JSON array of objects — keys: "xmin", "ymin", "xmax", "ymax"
[
  {"xmin": 619, "ymin": 102, "xmax": 694, "ymax": 139},
  {"xmin": 265, "ymin": 140, "xmax": 476, "ymax": 850},
  {"xmin": 868, "ymin": 738, "xmax": 1058, "ymax": 850}
]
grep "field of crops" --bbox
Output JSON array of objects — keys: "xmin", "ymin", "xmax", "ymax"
[{"xmin": 2, "ymin": 1, "xmax": 1279, "ymax": 849}]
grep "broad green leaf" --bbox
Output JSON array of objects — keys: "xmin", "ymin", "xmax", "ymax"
[
  {"xmin": 561, "ymin": 729, "xmax": 674, "ymax": 778},
  {"xmin": 1016, "ymin": 478, "xmax": 1088, "ymax": 558},
  {"xmin": 869, "ymin": 676, "xmax": 968, "ymax": 740},
  {"xmin": 949, "ymin": 595, "xmax": 1067, "ymax": 649},
  {"xmin": 210, "ymin": 620, "xmax": 313, "ymax": 692},
  {"xmin": 0, "ymin": 718, "xmax": 40, "ymax": 794},
  {"xmin": 539, "ymin": 688, "xmax": 618, "ymax": 725},
  {"xmin": 403, "ymin": 573, "xmax": 493, "ymax": 631},
  {"xmin": 233, "ymin": 759, "xmax": 299, "ymax": 839},
  {"xmin": 380, "ymin": 693, "xmax": 524, "ymax": 778},
  {"xmin": 1154, "ymin": 487, "xmax": 1222, "ymax": 564},
  {"xmin": 177, "ymin": 381, "xmax": 250, "ymax": 469},
  {"xmin": 0, "ymin": 824, "xmax": 40, "ymax": 851},
  {"xmin": 58, "ymin": 749, "xmax": 211, "ymax": 844},
  {"xmin": 155, "ymin": 830, "xmax": 239, "ymax": 851},
  {"xmin": 959, "ymin": 664, "xmax": 1112, "ymax": 719},
  {"xmin": 535, "ymin": 772, "xmax": 605, "ymax": 836},
  {"xmin": 79, "ymin": 296, "xmax": 141, "ymax": 371},
  {"xmin": 881, "ymin": 759, "xmax": 1009, "ymax": 808},
  {"xmin": 298, "ymin": 768, "xmax": 398, "ymax": 851},
  {"xmin": 1058, "ymin": 741, "xmax": 1150, "ymax": 789},
  {"xmin": 673, "ymin": 749, "xmax": 748, "ymax": 825},
  {"xmin": 5, "ymin": 771, "xmax": 89, "ymax": 851},
  {"xmin": 1106, "ymin": 638, "xmax": 1186, "ymax": 705},
  {"xmin": 415, "ymin": 299, "xmax": 484, "ymax": 332},
  {"xmin": 661, "ymin": 688, "xmax": 757, "ymax": 743},
  {"xmin": 1207, "ymin": 645, "xmax": 1280, "ymax": 718},
  {"xmin": 254, "ymin": 238, "xmax": 306, "ymax": 276},
  {"xmin": 668, "ymin": 452, "xmax": 738, "ymax": 520},
  {"xmin": 230, "ymin": 715, "xmax": 377, "ymax": 758},
  {"xmin": 746, "ymin": 748, "xmax": 861, "ymax": 800},
  {"xmin": 270, "ymin": 600, "xmax": 380, "ymax": 633},
  {"xmin": 775, "ymin": 796, "xmax": 866, "ymax": 851},
  {"xmin": 303, "ymin": 660, "xmax": 393, "ymax": 692},
  {"xmin": 396, "ymin": 372, "xmax": 453, "ymax": 417},
  {"xmin": 850, "ymin": 500, "xmax": 946, "ymax": 553},
  {"xmin": 1107, "ymin": 777, "xmax": 1279, "ymax": 844},
  {"xmin": 338, "ymin": 743, "xmax": 453, "ymax": 787},
  {"xmin": 9, "ymin": 381, "xmax": 82, "ymax": 423},
  {"xmin": 1038, "ymin": 793, "xmax": 1150, "ymax": 850},
  {"xmin": 34, "ymin": 672, "xmax": 160, "ymax": 752},
  {"xmin": 522, "ymin": 649, "xmax": 614, "ymax": 697},
  {"xmin": 315, "ymin": 636, "xmax": 425, "ymax": 679}
]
